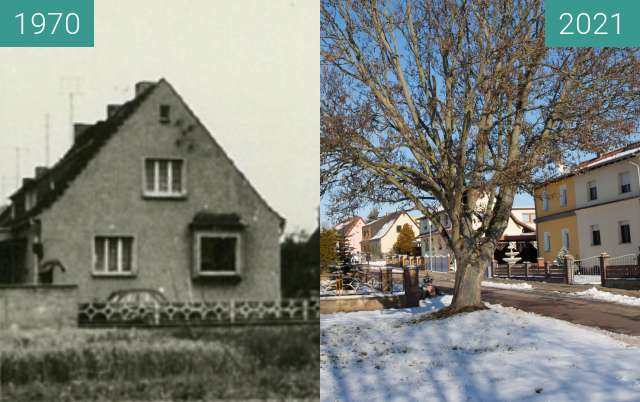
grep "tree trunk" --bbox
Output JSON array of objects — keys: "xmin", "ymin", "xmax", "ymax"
[{"xmin": 449, "ymin": 245, "xmax": 494, "ymax": 312}]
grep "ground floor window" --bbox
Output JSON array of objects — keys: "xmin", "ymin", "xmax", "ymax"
[
  {"xmin": 94, "ymin": 236, "xmax": 134, "ymax": 275},
  {"xmin": 194, "ymin": 232, "xmax": 242, "ymax": 276},
  {"xmin": 619, "ymin": 222, "xmax": 631, "ymax": 244},
  {"xmin": 591, "ymin": 225, "xmax": 601, "ymax": 246}
]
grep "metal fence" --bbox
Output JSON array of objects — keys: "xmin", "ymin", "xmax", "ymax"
[
  {"xmin": 572, "ymin": 255, "xmax": 601, "ymax": 284},
  {"xmin": 78, "ymin": 299, "xmax": 320, "ymax": 327},
  {"xmin": 320, "ymin": 268, "xmax": 405, "ymax": 296}
]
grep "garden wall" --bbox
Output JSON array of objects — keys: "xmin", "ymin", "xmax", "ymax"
[
  {"xmin": 0, "ymin": 285, "xmax": 78, "ymax": 329},
  {"xmin": 320, "ymin": 294, "xmax": 406, "ymax": 314}
]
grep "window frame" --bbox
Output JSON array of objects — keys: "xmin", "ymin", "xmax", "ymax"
[
  {"xmin": 543, "ymin": 232, "xmax": 551, "ymax": 252},
  {"xmin": 561, "ymin": 228, "xmax": 570, "ymax": 249},
  {"xmin": 193, "ymin": 231, "xmax": 243, "ymax": 277},
  {"xmin": 92, "ymin": 234, "xmax": 137, "ymax": 277},
  {"xmin": 619, "ymin": 221, "xmax": 632, "ymax": 244},
  {"xmin": 559, "ymin": 185, "xmax": 568, "ymax": 207},
  {"xmin": 590, "ymin": 225, "xmax": 601, "ymax": 246},
  {"xmin": 542, "ymin": 191, "xmax": 549, "ymax": 211},
  {"xmin": 159, "ymin": 104, "xmax": 171, "ymax": 124},
  {"xmin": 142, "ymin": 157, "xmax": 188, "ymax": 199},
  {"xmin": 619, "ymin": 171, "xmax": 631, "ymax": 194},
  {"xmin": 587, "ymin": 181, "xmax": 598, "ymax": 201}
]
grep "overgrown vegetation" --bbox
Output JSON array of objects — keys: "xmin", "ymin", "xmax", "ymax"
[
  {"xmin": 0, "ymin": 325, "xmax": 319, "ymax": 401},
  {"xmin": 281, "ymin": 228, "xmax": 320, "ymax": 298}
]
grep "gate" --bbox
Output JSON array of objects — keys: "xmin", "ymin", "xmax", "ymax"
[{"xmin": 572, "ymin": 256, "xmax": 600, "ymax": 284}]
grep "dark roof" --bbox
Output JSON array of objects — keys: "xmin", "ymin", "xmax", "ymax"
[
  {"xmin": 362, "ymin": 211, "xmax": 416, "ymax": 240},
  {"xmin": 190, "ymin": 212, "xmax": 246, "ymax": 230},
  {"xmin": 0, "ymin": 82, "xmax": 158, "ymax": 227}
]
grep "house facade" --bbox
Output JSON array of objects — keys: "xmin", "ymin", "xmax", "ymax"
[
  {"xmin": 534, "ymin": 143, "xmax": 640, "ymax": 262},
  {"xmin": 335, "ymin": 216, "xmax": 365, "ymax": 256},
  {"xmin": 0, "ymin": 79, "xmax": 284, "ymax": 302},
  {"xmin": 360, "ymin": 211, "xmax": 418, "ymax": 259}
]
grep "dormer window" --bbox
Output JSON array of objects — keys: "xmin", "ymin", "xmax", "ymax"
[
  {"xmin": 25, "ymin": 191, "xmax": 37, "ymax": 211},
  {"xmin": 160, "ymin": 105, "xmax": 171, "ymax": 124},
  {"xmin": 144, "ymin": 158, "xmax": 186, "ymax": 198}
]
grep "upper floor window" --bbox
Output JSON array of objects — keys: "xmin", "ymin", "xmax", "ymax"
[
  {"xmin": 160, "ymin": 105, "xmax": 171, "ymax": 124},
  {"xmin": 619, "ymin": 221, "xmax": 631, "ymax": 244},
  {"xmin": 587, "ymin": 181, "xmax": 598, "ymax": 201},
  {"xmin": 542, "ymin": 192, "xmax": 549, "ymax": 211},
  {"xmin": 559, "ymin": 185, "xmax": 568, "ymax": 207},
  {"xmin": 144, "ymin": 158, "xmax": 186, "ymax": 197},
  {"xmin": 94, "ymin": 236, "xmax": 134, "ymax": 275},
  {"xmin": 396, "ymin": 225, "xmax": 402, "ymax": 233},
  {"xmin": 619, "ymin": 171, "xmax": 631, "ymax": 194}
]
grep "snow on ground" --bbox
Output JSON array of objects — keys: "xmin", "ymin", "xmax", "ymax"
[
  {"xmin": 321, "ymin": 296, "xmax": 640, "ymax": 402},
  {"xmin": 571, "ymin": 287, "xmax": 640, "ymax": 307},
  {"xmin": 482, "ymin": 281, "xmax": 532, "ymax": 290}
]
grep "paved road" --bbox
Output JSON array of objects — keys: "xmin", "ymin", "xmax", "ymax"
[{"xmin": 437, "ymin": 283, "xmax": 640, "ymax": 336}]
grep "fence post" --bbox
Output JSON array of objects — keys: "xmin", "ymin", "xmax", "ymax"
[
  {"xmin": 524, "ymin": 262, "xmax": 530, "ymax": 279},
  {"xmin": 302, "ymin": 299, "xmax": 309, "ymax": 321},
  {"xmin": 403, "ymin": 267, "xmax": 420, "ymax": 307},
  {"xmin": 507, "ymin": 263, "xmax": 512, "ymax": 279},
  {"xmin": 564, "ymin": 254, "xmax": 574, "ymax": 285},
  {"xmin": 487, "ymin": 259, "xmax": 496, "ymax": 278},
  {"xmin": 544, "ymin": 261, "xmax": 550, "ymax": 280},
  {"xmin": 230, "ymin": 300, "xmax": 235, "ymax": 324},
  {"xmin": 599, "ymin": 252, "xmax": 609, "ymax": 287}
]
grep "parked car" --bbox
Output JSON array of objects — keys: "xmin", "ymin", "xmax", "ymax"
[{"xmin": 107, "ymin": 289, "xmax": 168, "ymax": 325}]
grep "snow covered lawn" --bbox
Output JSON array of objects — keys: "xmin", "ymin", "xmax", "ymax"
[
  {"xmin": 321, "ymin": 296, "xmax": 640, "ymax": 402},
  {"xmin": 481, "ymin": 281, "xmax": 533, "ymax": 290},
  {"xmin": 571, "ymin": 287, "xmax": 640, "ymax": 307}
]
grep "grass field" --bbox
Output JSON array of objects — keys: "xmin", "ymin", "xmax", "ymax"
[{"xmin": 0, "ymin": 324, "xmax": 319, "ymax": 401}]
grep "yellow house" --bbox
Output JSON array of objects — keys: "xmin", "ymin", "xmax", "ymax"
[{"xmin": 534, "ymin": 176, "xmax": 580, "ymax": 261}]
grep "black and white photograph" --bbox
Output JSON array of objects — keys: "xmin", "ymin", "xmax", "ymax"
[{"xmin": 0, "ymin": 1, "xmax": 319, "ymax": 401}]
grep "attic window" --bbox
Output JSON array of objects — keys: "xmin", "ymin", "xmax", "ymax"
[
  {"xmin": 160, "ymin": 105, "xmax": 171, "ymax": 124},
  {"xmin": 144, "ymin": 158, "xmax": 186, "ymax": 198}
]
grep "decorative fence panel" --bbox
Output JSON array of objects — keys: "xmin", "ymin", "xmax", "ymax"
[
  {"xmin": 78, "ymin": 299, "xmax": 319, "ymax": 327},
  {"xmin": 572, "ymin": 256, "xmax": 601, "ymax": 284},
  {"xmin": 493, "ymin": 262, "xmax": 566, "ymax": 283}
]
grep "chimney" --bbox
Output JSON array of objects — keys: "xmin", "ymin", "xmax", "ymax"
[
  {"xmin": 22, "ymin": 178, "xmax": 34, "ymax": 187},
  {"xmin": 74, "ymin": 123, "xmax": 92, "ymax": 142},
  {"xmin": 35, "ymin": 167, "xmax": 48, "ymax": 178},
  {"xmin": 135, "ymin": 81, "xmax": 155, "ymax": 96},
  {"xmin": 107, "ymin": 104, "xmax": 121, "ymax": 118}
]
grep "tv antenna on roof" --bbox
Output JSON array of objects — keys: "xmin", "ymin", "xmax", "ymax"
[{"xmin": 59, "ymin": 76, "xmax": 83, "ymax": 146}]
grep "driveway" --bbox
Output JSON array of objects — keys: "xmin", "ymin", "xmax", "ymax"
[{"xmin": 435, "ymin": 282, "xmax": 640, "ymax": 336}]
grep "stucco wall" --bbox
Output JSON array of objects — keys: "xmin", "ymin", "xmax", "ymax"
[
  {"xmin": 39, "ymin": 82, "xmax": 282, "ymax": 302},
  {"xmin": 576, "ymin": 198, "xmax": 640, "ymax": 259},
  {"xmin": 574, "ymin": 158, "xmax": 640, "ymax": 208},
  {"xmin": 379, "ymin": 214, "xmax": 418, "ymax": 255},
  {"xmin": 536, "ymin": 215, "xmax": 579, "ymax": 261},
  {"xmin": 346, "ymin": 219, "xmax": 364, "ymax": 254},
  {"xmin": 0, "ymin": 285, "xmax": 78, "ymax": 329},
  {"xmin": 534, "ymin": 177, "xmax": 576, "ymax": 219}
]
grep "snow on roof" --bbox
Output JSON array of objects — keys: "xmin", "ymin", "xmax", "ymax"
[
  {"xmin": 371, "ymin": 219, "xmax": 396, "ymax": 240},
  {"xmin": 580, "ymin": 146, "xmax": 640, "ymax": 170}
]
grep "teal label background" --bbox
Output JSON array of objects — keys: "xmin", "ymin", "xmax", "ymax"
[
  {"xmin": 545, "ymin": 0, "xmax": 640, "ymax": 47},
  {"xmin": 0, "ymin": 0, "xmax": 94, "ymax": 47}
]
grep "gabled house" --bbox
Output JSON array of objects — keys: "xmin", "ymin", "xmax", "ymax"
[
  {"xmin": 0, "ymin": 79, "xmax": 284, "ymax": 302},
  {"xmin": 360, "ymin": 211, "xmax": 418, "ymax": 259},
  {"xmin": 335, "ymin": 216, "xmax": 365, "ymax": 255}
]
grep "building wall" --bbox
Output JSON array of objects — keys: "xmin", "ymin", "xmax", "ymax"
[
  {"xmin": 536, "ymin": 214, "xmax": 579, "ymax": 261},
  {"xmin": 576, "ymin": 198, "xmax": 640, "ymax": 259},
  {"xmin": 0, "ymin": 285, "xmax": 78, "ymax": 329},
  {"xmin": 39, "ymin": 82, "xmax": 282, "ymax": 302},
  {"xmin": 574, "ymin": 158, "xmax": 640, "ymax": 208},
  {"xmin": 534, "ymin": 177, "xmax": 576, "ymax": 219},
  {"xmin": 346, "ymin": 219, "xmax": 364, "ymax": 254},
  {"xmin": 379, "ymin": 214, "xmax": 418, "ymax": 255}
]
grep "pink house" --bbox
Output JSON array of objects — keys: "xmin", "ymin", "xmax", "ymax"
[{"xmin": 335, "ymin": 217, "xmax": 365, "ymax": 255}]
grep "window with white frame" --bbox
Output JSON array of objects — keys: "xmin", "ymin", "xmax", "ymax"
[
  {"xmin": 559, "ymin": 185, "xmax": 567, "ymax": 207},
  {"xmin": 619, "ymin": 172, "xmax": 631, "ymax": 194},
  {"xmin": 543, "ymin": 232, "xmax": 551, "ymax": 252},
  {"xmin": 94, "ymin": 236, "xmax": 134, "ymax": 274},
  {"xmin": 587, "ymin": 181, "xmax": 598, "ymax": 201},
  {"xmin": 591, "ymin": 225, "xmax": 601, "ymax": 246},
  {"xmin": 144, "ymin": 158, "xmax": 185, "ymax": 197},
  {"xmin": 619, "ymin": 221, "xmax": 631, "ymax": 244},
  {"xmin": 195, "ymin": 232, "xmax": 241, "ymax": 275},
  {"xmin": 561, "ymin": 228, "xmax": 570, "ymax": 249},
  {"xmin": 542, "ymin": 192, "xmax": 549, "ymax": 211}
]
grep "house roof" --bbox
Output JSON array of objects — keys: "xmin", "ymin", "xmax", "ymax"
[
  {"xmin": 335, "ymin": 216, "xmax": 364, "ymax": 235},
  {"xmin": 536, "ymin": 142, "xmax": 640, "ymax": 188},
  {"xmin": 363, "ymin": 211, "xmax": 417, "ymax": 240},
  {"xmin": 0, "ymin": 79, "xmax": 286, "ymax": 230},
  {"xmin": 0, "ymin": 82, "xmax": 157, "ymax": 227}
]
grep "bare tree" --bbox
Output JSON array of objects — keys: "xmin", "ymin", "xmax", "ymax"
[{"xmin": 321, "ymin": 0, "xmax": 640, "ymax": 313}]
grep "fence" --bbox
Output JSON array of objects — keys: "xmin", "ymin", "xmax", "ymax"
[
  {"xmin": 492, "ymin": 261, "xmax": 567, "ymax": 283},
  {"xmin": 320, "ymin": 268, "xmax": 405, "ymax": 296},
  {"xmin": 602, "ymin": 253, "xmax": 640, "ymax": 285},
  {"xmin": 78, "ymin": 299, "xmax": 320, "ymax": 327}
]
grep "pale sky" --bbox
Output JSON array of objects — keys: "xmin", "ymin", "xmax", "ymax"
[{"xmin": 0, "ymin": 0, "xmax": 319, "ymax": 235}]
